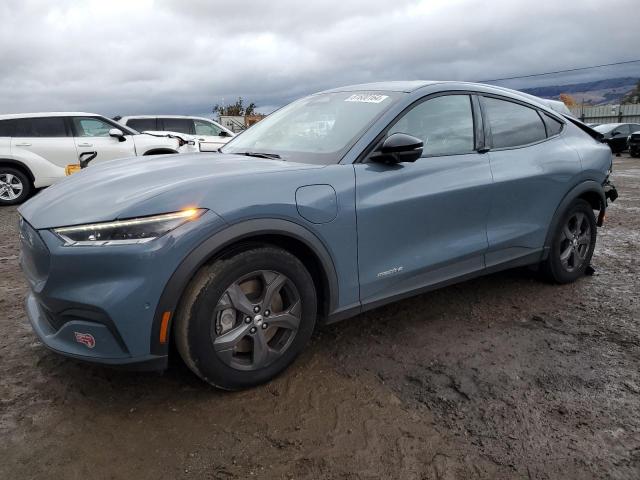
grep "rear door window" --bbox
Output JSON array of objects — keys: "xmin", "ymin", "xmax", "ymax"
[
  {"xmin": 0, "ymin": 119, "xmax": 16, "ymax": 137},
  {"xmin": 127, "ymin": 118, "xmax": 157, "ymax": 132},
  {"xmin": 14, "ymin": 117, "xmax": 68, "ymax": 137},
  {"xmin": 483, "ymin": 97, "xmax": 546, "ymax": 148},
  {"xmin": 160, "ymin": 118, "xmax": 194, "ymax": 135}
]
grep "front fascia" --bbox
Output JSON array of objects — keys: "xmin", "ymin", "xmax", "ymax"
[{"xmin": 33, "ymin": 210, "xmax": 227, "ymax": 359}]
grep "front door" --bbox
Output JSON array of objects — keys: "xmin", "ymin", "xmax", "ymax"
[
  {"xmin": 355, "ymin": 94, "xmax": 493, "ymax": 305},
  {"xmin": 71, "ymin": 116, "xmax": 136, "ymax": 163}
]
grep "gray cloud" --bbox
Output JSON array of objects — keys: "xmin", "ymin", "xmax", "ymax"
[{"xmin": 0, "ymin": 0, "xmax": 638, "ymax": 117}]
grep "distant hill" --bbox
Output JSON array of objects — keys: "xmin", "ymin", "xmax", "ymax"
[{"xmin": 521, "ymin": 77, "xmax": 639, "ymax": 105}]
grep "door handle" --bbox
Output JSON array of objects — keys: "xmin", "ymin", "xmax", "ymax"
[
  {"xmin": 77, "ymin": 143, "xmax": 93, "ymax": 147},
  {"xmin": 15, "ymin": 143, "xmax": 31, "ymax": 147}
]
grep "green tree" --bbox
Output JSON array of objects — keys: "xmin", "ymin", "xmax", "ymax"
[{"xmin": 213, "ymin": 97, "xmax": 257, "ymax": 116}]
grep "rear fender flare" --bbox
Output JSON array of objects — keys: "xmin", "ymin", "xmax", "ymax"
[{"xmin": 543, "ymin": 180, "xmax": 606, "ymax": 257}]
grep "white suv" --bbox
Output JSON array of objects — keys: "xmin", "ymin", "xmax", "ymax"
[
  {"xmin": 0, "ymin": 112, "xmax": 196, "ymax": 205},
  {"xmin": 118, "ymin": 115, "xmax": 234, "ymax": 152}
]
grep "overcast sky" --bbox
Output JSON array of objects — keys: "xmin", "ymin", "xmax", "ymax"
[{"xmin": 0, "ymin": 0, "xmax": 638, "ymax": 117}]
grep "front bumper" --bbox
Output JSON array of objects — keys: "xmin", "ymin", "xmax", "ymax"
[
  {"xmin": 19, "ymin": 211, "xmax": 226, "ymax": 369},
  {"xmin": 26, "ymin": 293, "xmax": 167, "ymax": 370}
]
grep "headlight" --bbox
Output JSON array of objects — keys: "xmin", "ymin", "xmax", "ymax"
[{"xmin": 53, "ymin": 209, "xmax": 206, "ymax": 246}]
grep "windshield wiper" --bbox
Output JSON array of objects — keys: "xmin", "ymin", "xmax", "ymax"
[{"xmin": 241, "ymin": 151, "xmax": 281, "ymax": 160}]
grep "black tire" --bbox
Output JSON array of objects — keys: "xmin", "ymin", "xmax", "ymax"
[
  {"xmin": 174, "ymin": 246, "xmax": 317, "ymax": 390},
  {"xmin": 0, "ymin": 167, "xmax": 31, "ymax": 206},
  {"xmin": 541, "ymin": 199, "xmax": 597, "ymax": 284}
]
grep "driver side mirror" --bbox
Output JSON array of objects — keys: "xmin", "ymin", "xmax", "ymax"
[
  {"xmin": 109, "ymin": 128, "xmax": 126, "ymax": 142},
  {"xmin": 218, "ymin": 130, "xmax": 231, "ymax": 138},
  {"xmin": 370, "ymin": 133, "xmax": 423, "ymax": 164}
]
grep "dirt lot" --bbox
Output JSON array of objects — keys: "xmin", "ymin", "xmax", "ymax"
[{"xmin": 1, "ymin": 155, "xmax": 639, "ymax": 480}]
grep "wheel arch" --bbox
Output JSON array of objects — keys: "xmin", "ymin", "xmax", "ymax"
[
  {"xmin": 143, "ymin": 148, "xmax": 178, "ymax": 156},
  {"xmin": 150, "ymin": 219, "xmax": 339, "ymax": 356},
  {"xmin": 0, "ymin": 158, "xmax": 35, "ymax": 184},
  {"xmin": 542, "ymin": 180, "xmax": 606, "ymax": 258}
]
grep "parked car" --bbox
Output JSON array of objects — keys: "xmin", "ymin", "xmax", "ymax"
[
  {"xmin": 0, "ymin": 112, "xmax": 197, "ymax": 205},
  {"xmin": 629, "ymin": 129, "xmax": 640, "ymax": 157},
  {"xmin": 117, "ymin": 115, "xmax": 234, "ymax": 152},
  {"xmin": 18, "ymin": 81, "xmax": 617, "ymax": 390},
  {"xmin": 593, "ymin": 123, "xmax": 640, "ymax": 154}
]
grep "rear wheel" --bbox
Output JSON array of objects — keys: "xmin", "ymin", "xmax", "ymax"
[
  {"xmin": 0, "ymin": 167, "xmax": 31, "ymax": 206},
  {"xmin": 174, "ymin": 246, "xmax": 317, "ymax": 390},
  {"xmin": 541, "ymin": 199, "xmax": 597, "ymax": 283}
]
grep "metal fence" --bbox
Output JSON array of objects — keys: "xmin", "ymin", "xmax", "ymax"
[{"xmin": 569, "ymin": 104, "xmax": 640, "ymax": 124}]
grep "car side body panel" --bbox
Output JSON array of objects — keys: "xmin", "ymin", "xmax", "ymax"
[{"xmin": 16, "ymin": 82, "xmax": 616, "ymax": 370}]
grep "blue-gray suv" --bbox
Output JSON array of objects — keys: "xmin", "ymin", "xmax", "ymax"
[{"xmin": 18, "ymin": 81, "xmax": 618, "ymax": 389}]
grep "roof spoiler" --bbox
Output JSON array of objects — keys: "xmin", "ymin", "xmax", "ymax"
[{"xmin": 563, "ymin": 115, "xmax": 604, "ymax": 142}]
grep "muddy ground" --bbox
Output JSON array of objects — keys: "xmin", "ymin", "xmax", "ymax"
[{"xmin": 1, "ymin": 155, "xmax": 639, "ymax": 480}]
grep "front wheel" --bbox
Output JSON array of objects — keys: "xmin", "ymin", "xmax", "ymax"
[
  {"xmin": 541, "ymin": 199, "xmax": 597, "ymax": 284},
  {"xmin": 174, "ymin": 246, "xmax": 317, "ymax": 390}
]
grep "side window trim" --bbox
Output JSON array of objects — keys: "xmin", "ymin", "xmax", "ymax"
[
  {"xmin": 471, "ymin": 95, "xmax": 486, "ymax": 151},
  {"xmin": 479, "ymin": 94, "xmax": 555, "ymax": 151}
]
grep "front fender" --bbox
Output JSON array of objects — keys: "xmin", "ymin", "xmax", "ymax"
[{"xmin": 149, "ymin": 218, "xmax": 340, "ymax": 356}]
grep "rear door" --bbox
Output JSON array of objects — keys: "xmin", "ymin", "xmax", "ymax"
[
  {"xmin": 71, "ymin": 116, "xmax": 136, "ymax": 163},
  {"xmin": 355, "ymin": 93, "xmax": 493, "ymax": 305},
  {"xmin": 11, "ymin": 116, "xmax": 77, "ymax": 168},
  {"xmin": 480, "ymin": 95, "xmax": 582, "ymax": 266},
  {"xmin": 193, "ymin": 119, "xmax": 231, "ymax": 151}
]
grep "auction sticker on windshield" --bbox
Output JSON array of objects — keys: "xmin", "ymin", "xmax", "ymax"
[{"xmin": 345, "ymin": 94, "xmax": 389, "ymax": 103}]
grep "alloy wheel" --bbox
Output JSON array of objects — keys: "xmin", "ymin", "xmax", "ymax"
[
  {"xmin": 0, "ymin": 173, "xmax": 23, "ymax": 201},
  {"xmin": 559, "ymin": 212, "xmax": 591, "ymax": 272},
  {"xmin": 211, "ymin": 270, "xmax": 301, "ymax": 371}
]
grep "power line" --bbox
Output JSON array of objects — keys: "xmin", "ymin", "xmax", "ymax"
[{"xmin": 479, "ymin": 59, "xmax": 640, "ymax": 83}]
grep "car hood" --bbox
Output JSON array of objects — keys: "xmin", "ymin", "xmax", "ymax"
[{"xmin": 19, "ymin": 153, "xmax": 323, "ymax": 229}]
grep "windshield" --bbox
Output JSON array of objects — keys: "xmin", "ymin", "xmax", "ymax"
[
  {"xmin": 593, "ymin": 124, "xmax": 617, "ymax": 134},
  {"xmin": 221, "ymin": 91, "xmax": 402, "ymax": 164}
]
